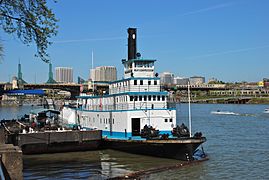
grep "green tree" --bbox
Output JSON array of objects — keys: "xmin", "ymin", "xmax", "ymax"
[{"xmin": 0, "ymin": 0, "xmax": 58, "ymax": 63}]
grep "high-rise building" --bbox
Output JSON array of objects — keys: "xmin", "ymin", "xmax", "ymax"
[
  {"xmin": 90, "ymin": 66, "xmax": 117, "ymax": 82},
  {"xmin": 160, "ymin": 72, "xmax": 174, "ymax": 85},
  {"xmin": 46, "ymin": 63, "xmax": 57, "ymax": 84},
  {"xmin": 17, "ymin": 61, "xmax": 27, "ymax": 84},
  {"xmin": 55, "ymin": 67, "xmax": 73, "ymax": 83}
]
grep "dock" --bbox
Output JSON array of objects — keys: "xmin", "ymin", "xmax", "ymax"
[
  {"xmin": 0, "ymin": 121, "xmax": 102, "ymax": 179},
  {"xmin": 0, "ymin": 127, "xmax": 23, "ymax": 180},
  {"xmin": 7, "ymin": 129, "xmax": 102, "ymax": 154}
]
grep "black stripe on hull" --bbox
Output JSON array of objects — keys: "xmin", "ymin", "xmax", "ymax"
[{"xmin": 102, "ymin": 137, "xmax": 206, "ymax": 161}]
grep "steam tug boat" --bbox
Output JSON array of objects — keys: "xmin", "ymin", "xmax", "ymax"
[{"xmin": 62, "ymin": 28, "xmax": 206, "ymax": 161}]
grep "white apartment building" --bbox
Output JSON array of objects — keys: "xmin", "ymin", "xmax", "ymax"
[
  {"xmin": 90, "ymin": 66, "xmax": 117, "ymax": 82},
  {"xmin": 55, "ymin": 67, "xmax": 73, "ymax": 83},
  {"xmin": 160, "ymin": 72, "xmax": 174, "ymax": 85}
]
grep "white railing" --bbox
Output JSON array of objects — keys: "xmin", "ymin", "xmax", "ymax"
[{"xmin": 82, "ymin": 102, "xmax": 168, "ymax": 111}]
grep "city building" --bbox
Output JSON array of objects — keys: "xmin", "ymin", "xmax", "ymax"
[
  {"xmin": 89, "ymin": 66, "xmax": 117, "ymax": 82},
  {"xmin": 17, "ymin": 61, "xmax": 27, "ymax": 85},
  {"xmin": 55, "ymin": 67, "xmax": 73, "ymax": 83},
  {"xmin": 208, "ymin": 77, "xmax": 218, "ymax": 83},
  {"xmin": 173, "ymin": 77, "xmax": 189, "ymax": 85},
  {"xmin": 160, "ymin": 72, "xmax": 174, "ymax": 85},
  {"xmin": 46, "ymin": 63, "xmax": 57, "ymax": 84},
  {"xmin": 263, "ymin": 78, "xmax": 269, "ymax": 88},
  {"xmin": 189, "ymin": 76, "xmax": 205, "ymax": 85},
  {"xmin": 12, "ymin": 76, "xmax": 18, "ymax": 89}
]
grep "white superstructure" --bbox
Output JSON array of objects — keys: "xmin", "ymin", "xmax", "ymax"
[{"xmin": 62, "ymin": 28, "xmax": 176, "ymax": 138}]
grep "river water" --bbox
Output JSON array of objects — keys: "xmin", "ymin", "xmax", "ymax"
[{"xmin": 1, "ymin": 104, "xmax": 269, "ymax": 179}]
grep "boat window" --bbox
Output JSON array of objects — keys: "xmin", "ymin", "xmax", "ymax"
[
  {"xmin": 100, "ymin": 118, "xmax": 102, "ymax": 124},
  {"xmin": 148, "ymin": 81, "xmax": 151, "ymax": 85},
  {"xmin": 135, "ymin": 61, "xmax": 143, "ymax": 68},
  {"xmin": 144, "ymin": 96, "xmax": 147, "ymax": 101},
  {"xmin": 153, "ymin": 95, "xmax": 156, "ymax": 101},
  {"xmin": 154, "ymin": 80, "xmax": 157, "ymax": 85},
  {"xmin": 134, "ymin": 80, "xmax": 137, "ymax": 85},
  {"xmin": 134, "ymin": 96, "xmax": 138, "ymax": 101},
  {"xmin": 148, "ymin": 95, "xmax": 151, "ymax": 101},
  {"xmin": 129, "ymin": 62, "xmax": 132, "ymax": 68},
  {"xmin": 165, "ymin": 119, "xmax": 168, "ymax": 122},
  {"xmin": 162, "ymin": 96, "xmax": 165, "ymax": 101},
  {"xmin": 170, "ymin": 118, "xmax": 172, "ymax": 122},
  {"xmin": 103, "ymin": 119, "xmax": 105, "ymax": 124},
  {"xmin": 140, "ymin": 80, "xmax": 143, "ymax": 85},
  {"xmin": 139, "ymin": 96, "xmax": 142, "ymax": 101},
  {"xmin": 130, "ymin": 96, "xmax": 134, "ymax": 101},
  {"xmin": 157, "ymin": 96, "xmax": 160, "ymax": 101},
  {"xmin": 113, "ymin": 118, "xmax": 114, "ymax": 124}
]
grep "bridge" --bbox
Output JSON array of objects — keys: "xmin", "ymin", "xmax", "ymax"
[{"xmin": 23, "ymin": 84, "xmax": 81, "ymax": 98}]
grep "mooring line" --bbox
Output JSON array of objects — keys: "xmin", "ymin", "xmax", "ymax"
[{"xmin": 109, "ymin": 157, "xmax": 209, "ymax": 179}]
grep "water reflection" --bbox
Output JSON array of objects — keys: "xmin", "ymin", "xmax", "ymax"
[{"xmin": 23, "ymin": 149, "xmax": 184, "ymax": 179}]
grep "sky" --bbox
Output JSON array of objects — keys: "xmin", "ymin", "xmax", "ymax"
[{"xmin": 1, "ymin": 0, "xmax": 269, "ymax": 83}]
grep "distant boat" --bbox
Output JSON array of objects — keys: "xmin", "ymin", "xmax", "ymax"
[
  {"xmin": 211, "ymin": 110, "xmax": 239, "ymax": 115},
  {"xmin": 263, "ymin": 108, "xmax": 269, "ymax": 114}
]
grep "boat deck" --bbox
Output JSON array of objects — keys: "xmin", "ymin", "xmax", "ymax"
[{"xmin": 103, "ymin": 135, "xmax": 206, "ymax": 144}]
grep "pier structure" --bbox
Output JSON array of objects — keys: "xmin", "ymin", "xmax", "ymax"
[
  {"xmin": 6, "ymin": 129, "xmax": 102, "ymax": 154},
  {"xmin": 0, "ymin": 128, "xmax": 23, "ymax": 180}
]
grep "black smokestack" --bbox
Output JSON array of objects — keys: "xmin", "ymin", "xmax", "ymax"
[{"xmin": 128, "ymin": 28, "xmax": 137, "ymax": 60}]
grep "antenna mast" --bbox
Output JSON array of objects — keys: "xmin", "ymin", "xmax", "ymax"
[
  {"xmin": 91, "ymin": 50, "xmax": 94, "ymax": 93},
  {"xmin": 188, "ymin": 81, "xmax": 192, "ymax": 137}
]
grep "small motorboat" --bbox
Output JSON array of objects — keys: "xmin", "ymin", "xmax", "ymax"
[
  {"xmin": 211, "ymin": 110, "xmax": 239, "ymax": 116},
  {"xmin": 263, "ymin": 108, "xmax": 269, "ymax": 113}
]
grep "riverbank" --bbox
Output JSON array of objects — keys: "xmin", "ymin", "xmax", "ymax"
[
  {"xmin": 247, "ymin": 97, "xmax": 269, "ymax": 104},
  {"xmin": 179, "ymin": 96, "xmax": 269, "ymax": 104}
]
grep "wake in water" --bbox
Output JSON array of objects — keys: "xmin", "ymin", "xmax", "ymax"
[
  {"xmin": 211, "ymin": 111, "xmax": 256, "ymax": 117},
  {"xmin": 211, "ymin": 111, "xmax": 240, "ymax": 116}
]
